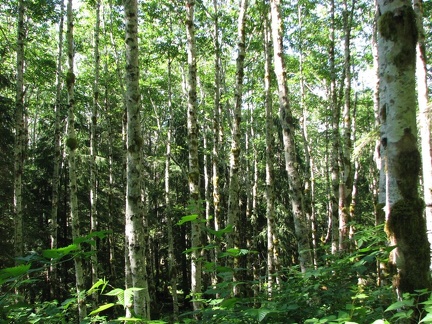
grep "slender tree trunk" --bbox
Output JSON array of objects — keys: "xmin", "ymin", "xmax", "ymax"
[
  {"xmin": 66, "ymin": 0, "xmax": 86, "ymax": 319},
  {"xmin": 264, "ymin": 10, "xmax": 278, "ymax": 296},
  {"xmin": 124, "ymin": 0, "xmax": 151, "ymax": 318},
  {"xmin": 50, "ymin": 0, "xmax": 64, "ymax": 299},
  {"xmin": 165, "ymin": 57, "xmax": 179, "ymax": 321},
  {"xmin": 227, "ymin": 0, "xmax": 248, "ymax": 251},
  {"xmin": 90, "ymin": 0, "xmax": 101, "ymax": 304},
  {"xmin": 339, "ymin": 0, "xmax": 356, "ymax": 252},
  {"xmin": 414, "ymin": 0, "xmax": 432, "ymax": 258},
  {"xmin": 270, "ymin": 0, "xmax": 312, "ymax": 272},
  {"xmin": 185, "ymin": 0, "xmax": 203, "ymax": 312},
  {"xmin": 14, "ymin": 0, "xmax": 25, "ymax": 261},
  {"xmin": 377, "ymin": 0, "xmax": 430, "ymax": 310},
  {"xmin": 297, "ymin": 1, "xmax": 317, "ymax": 266},
  {"xmin": 329, "ymin": 0, "xmax": 340, "ymax": 254}
]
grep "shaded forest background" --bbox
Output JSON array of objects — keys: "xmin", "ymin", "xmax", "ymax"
[{"xmin": 1, "ymin": 0, "xmax": 432, "ymax": 323}]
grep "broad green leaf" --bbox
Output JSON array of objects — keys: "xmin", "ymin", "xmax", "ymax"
[
  {"xmin": 0, "ymin": 263, "xmax": 31, "ymax": 281},
  {"xmin": 105, "ymin": 288, "xmax": 124, "ymax": 296},
  {"xmin": 87, "ymin": 278, "xmax": 108, "ymax": 296},
  {"xmin": 88, "ymin": 303, "xmax": 115, "ymax": 315},
  {"xmin": 420, "ymin": 313, "xmax": 432, "ymax": 323},
  {"xmin": 42, "ymin": 244, "xmax": 78, "ymax": 259},
  {"xmin": 176, "ymin": 214, "xmax": 198, "ymax": 225},
  {"xmin": 124, "ymin": 287, "xmax": 143, "ymax": 308},
  {"xmin": 385, "ymin": 299, "xmax": 414, "ymax": 312},
  {"xmin": 220, "ymin": 297, "xmax": 237, "ymax": 309},
  {"xmin": 206, "ymin": 224, "xmax": 233, "ymax": 238}
]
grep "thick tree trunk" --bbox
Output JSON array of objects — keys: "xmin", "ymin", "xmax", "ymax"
[
  {"xmin": 414, "ymin": 0, "xmax": 432, "ymax": 259},
  {"xmin": 270, "ymin": 0, "xmax": 312, "ymax": 272},
  {"xmin": 377, "ymin": 0, "xmax": 431, "ymax": 307},
  {"xmin": 185, "ymin": 0, "xmax": 203, "ymax": 312},
  {"xmin": 66, "ymin": 0, "xmax": 86, "ymax": 319},
  {"xmin": 14, "ymin": 0, "xmax": 25, "ymax": 261},
  {"xmin": 124, "ymin": 0, "xmax": 151, "ymax": 318}
]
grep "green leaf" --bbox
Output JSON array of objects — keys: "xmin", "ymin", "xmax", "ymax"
[
  {"xmin": 105, "ymin": 288, "xmax": 124, "ymax": 296},
  {"xmin": 420, "ymin": 313, "xmax": 432, "ymax": 323},
  {"xmin": 220, "ymin": 298, "xmax": 237, "ymax": 309},
  {"xmin": 176, "ymin": 214, "xmax": 198, "ymax": 225},
  {"xmin": 385, "ymin": 299, "xmax": 414, "ymax": 312},
  {"xmin": 124, "ymin": 287, "xmax": 143, "ymax": 308},
  {"xmin": 42, "ymin": 244, "xmax": 78, "ymax": 259},
  {"xmin": 89, "ymin": 303, "xmax": 115, "ymax": 316},
  {"xmin": 0, "ymin": 263, "xmax": 31, "ymax": 282},
  {"xmin": 206, "ymin": 224, "xmax": 233, "ymax": 238},
  {"xmin": 87, "ymin": 278, "xmax": 108, "ymax": 296}
]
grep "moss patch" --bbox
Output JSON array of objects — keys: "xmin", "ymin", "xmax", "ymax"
[
  {"xmin": 378, "ymin": 5, "xmax": 418, "ymax": 70},
  {"xmin": 65, "ymin": 137, "xmax": 78, "ymax": 151},
  {"xmin": 66, "ymin": 71, "xmax": 75, "ymax": 87}
]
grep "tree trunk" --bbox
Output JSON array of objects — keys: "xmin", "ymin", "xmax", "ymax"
[
  {"xmin": 329, "ymin": 0, "xmax": 340, "ymax": 255},
  {"xmin": 66, "ymin": 0, "xmax": 86, "ymax": 319},
  {"xmin": 185, "ymin": 0, "xmax": 203, "ymax": 312},
  {"xmin": 339, "ymin": 0, "xmax": 356, "ymax": 252},
  {"xmin": 270, "ymin": 0, "xmax": 312, "ymax": 272},
  {"xmin": 90, "ymin": 0, "xmax": 101, "ymax": 304},
  {"xmin": 50, "ymin": 0, "xmax": 64, "ymax": 299},
  {"xmin": 14, "ymin": 0, "xmax": 25, "ymax": 261},
  {"xmin": 377, "ymin": 0, "xmax": 431, "ymax": 308},
  {"xmin": 414, "ymin": 0, "xmax": 432, "ymax": 260},
  {"xmin": 227, "ymin": 0, "xmax": 248, "ymax": 251},
  {"xmin": 124, "ymin": 0, "xmax": 151, "ymax": 318},
  {"xmin": 263, "ymin": 9, "xmax": 278, "ymax": 296}
]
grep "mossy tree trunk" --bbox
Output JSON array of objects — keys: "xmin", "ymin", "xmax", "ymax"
[
  {"xmin": 66, "ymin": 0, "xmax": 86, "ymax": 319},
  {"xmin": 185, "ymin": 0, "xmax": 203, "ymax": 312},
  {"xmin": 414, "ymin": 0, "xmax": 432, "ymax": 261},
  {"xmin": 124, "ymin": 0, "xmax": 151, "ymax": 318},
  {"xmin": 270, "ymin": 0, "xmax": 312, "ymax": 272},
  {"xmin": 377, "ymin": 0, "xmax": 431, "ymax": 305},
  {"xmin": 14, "ymin": 0, "xmax": 25, "ymax": 262},
  {"xmin": 50, "ymin": 0, "xmax": 64, "ymax": 299}
]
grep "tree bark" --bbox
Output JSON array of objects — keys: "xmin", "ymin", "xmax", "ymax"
[
  {"xmin": 14, "ymin": 0, "xmax": 25, "ymax": 261},
  {"xmin": 66, "ymin": 0, "xmax": 86, "ymax": 319},
  {"xmin": 124, "ymin": 0, "xmax": 151, "ymax": 318},
  {"xmin": 185, "ymin": 0, "xmax": 203, "ymax": 312},
  {"xmin": 50, "ymin": 0, "xmax": 64, "ymax": 299},
  {"xmin": 377, "ymin": 0, "xmax": 431, "ymax": 307},
  {"xmin": 414, "ymin": 0, "xmax": 432, "ymax": 260},
  {"xmin": 90, "ymin": 0, "xmax": 101, "ymax": 304},
  {"xmin": 270, "ymin": 0, "xmax": 312, "ymax": 272}
]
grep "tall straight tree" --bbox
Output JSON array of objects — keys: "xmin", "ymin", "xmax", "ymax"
[
  {"xmin": 14, "ymin": 0, "xmax": 25, "ymax": 261},
  {"xmin": 227, "ymin": 0, "xmax": 248, "ymax": 254},
  {"xmin": 90, "ymin": 0, "xmax": 101, "ymax": 302},
  {"xmin": 270, "ymin": 0, "xmax": 312, "ymax": 272},
  {"xmin": 50, "ymin": 0, "xmax": 64, "ymax": 298},
  {"xmin": 377, "ymin": 0, "xmax": 431, "ymax": 308},
  {"xmin": 414, "ymin": 0, "xmax": 432, "ymax": 255},
  {"xmin": 338, "ymin": 0, "xmax": 356, "ymax": 251},
  {"xmin": 65, "ymin": 0, "xmax": 86, "ymax": 319},
  {"xmin": 185, "ymin": 0, "xmax": 202, "ymax": 312},
  {"xmin": 124, "ymin": 0, "xmax": 151, "ymax": 318},
  {"xmin": 263, "ymin": 9, "xmax": 279, "ymax": 295}
]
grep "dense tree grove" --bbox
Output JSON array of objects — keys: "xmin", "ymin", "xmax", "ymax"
[{"xmin": 0, "ymin": 0, "xmax": 431, "ymax": 323}]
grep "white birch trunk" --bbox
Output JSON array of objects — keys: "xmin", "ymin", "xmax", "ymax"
[
  {"xmin": 377, "ymin": 0, "xmax": 430, "ymax": 300},
  {"xmin": 227, "ymin": 0, "xmax": 248, "ymax": 251},
  {"xmin": 414, "ymin": 0, "xmax": 432, "ymax": 261},
  {"xmin": 124, "ymin": 0, "xmax": 151, "ymax": 318},
  {"xmin": 185, "ymin": 0, "xmax": 202, "ymax": 312},
  {"xmin": 90, "ymin": 0, "xmax": 101, "ymax": 303},
  {"xmin": 66, "ymin": 0, "xmax": 86, "ymax": 319},
  {"xmin": 50, "ymin": 0, "xmax": 64, "ymax": 298},
  {"xmin": 264, "ymin": 11, "xmax": 278, "ymax": 295},
  {"xmin": 270, "ymin": 0, "xmax": 312, "ymax": 272}
]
